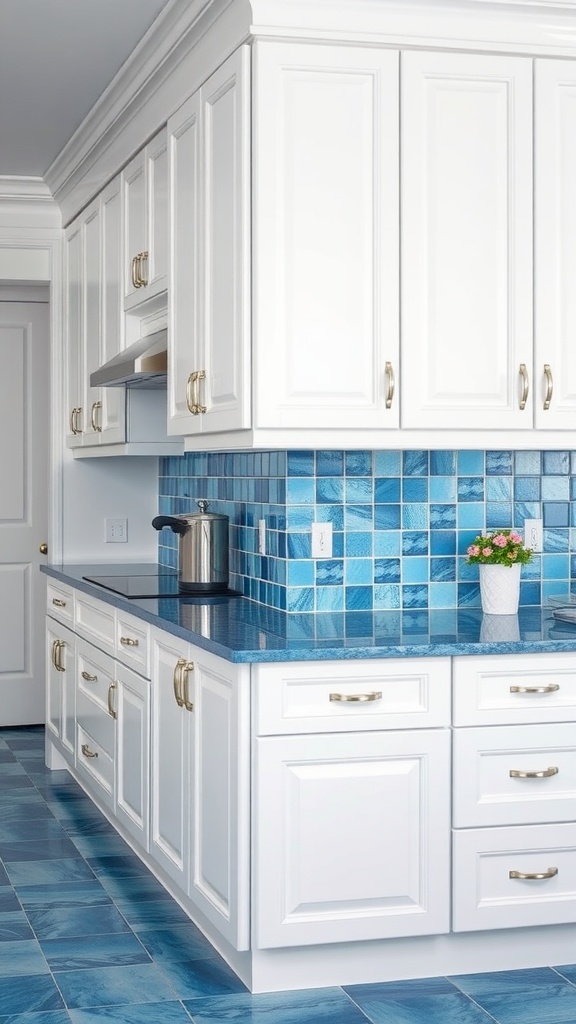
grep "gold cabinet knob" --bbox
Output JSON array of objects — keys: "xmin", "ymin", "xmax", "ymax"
[{"xmin": 39, "ymin": 543, "xmax": 48, "ymax": 555}]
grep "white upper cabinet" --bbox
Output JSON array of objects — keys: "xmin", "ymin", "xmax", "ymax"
[
  {"xmin": 168, "ymin": 47, "xmax": 250, "ymax": 437},
  {"xmin": 253, "ymin": 42, "xmax": 400, "ymax": 431},
  {"xmin": 123, "ymin": 128, "xmax": 169, "ymax": 311},
  {"xmin": 534, "ymin": 59, "xmax": 576, "ymax": 429},
  {"xmin": 64, "ymin": 219, "xmax": 84, "ymax": 449},
  {"xmin": 400, "ymin": 51, "xmax": 533, "ymax": 431}
]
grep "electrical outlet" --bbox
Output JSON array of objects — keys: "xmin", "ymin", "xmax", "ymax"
[
  {"xmin": 258, "ymin": 519, "xmax": 266, "ymax": 555},
  {"xmin": 311, "ymin": 522, "xmax": 333, "ymax": 558},
  {"xmin": 105, "ymin": 517, "xmax": 128, "ymax": 543},
  {"xmin": 524, "ymin": 518, "xmax": 543, "ymax": 553}
]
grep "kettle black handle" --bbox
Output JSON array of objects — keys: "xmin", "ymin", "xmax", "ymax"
[{"xmin": 151, "ymin": 515, "xmax": 188, "ymax": 536}]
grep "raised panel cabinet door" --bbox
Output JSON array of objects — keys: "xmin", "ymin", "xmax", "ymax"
[
  {"xmin": 401, "ymin": 51, "xmax": 533, "ymax": 430},
  {"xmin": 149, "ymin": 630, "xmax": 193, "ymax": 890},
  {"xmin": 146, "ymin": 128, "xmax": 169, "ymax": 296},
  {"xmin": 99, "ymin": 176, "xmax": 126, "ymax": 444},
  {"xmin": 122, "ymin": 150, "xmax": 147, "ymax": 305},
  {"xmin": 64, "ymin": 220, "xmax": 84, "ymax": 447},
  {"xmin": 46, "ymin": 620, "xmax": 75, "ymax": 757},
  {"xmin": 253, "ymin": 42, "xmax": 399, "ymax": 430},
  {"xmin": 199, "ymin": 46, "xmax": 251, "ymax": 434},
  {"xmin": 534, "ymin": 60, "xmax": 576, "ymax": 429},
  {"xmin": 167, "ymin": 90, "xmax": 202, "ymax": 436},
  {"xmin": 82, "ymin": 199, "xmax": 102, "ymax": 446},
  {"xmin": 188, "ymin": 649, "xmax": 250, "ymax": 950},
  {"xmin": 115, "ymin": 663, "xmax": 150, "ymax": 851},
  {"xmin": 254, "ymin": 728, "xmax": 451, "ymax": 948}
]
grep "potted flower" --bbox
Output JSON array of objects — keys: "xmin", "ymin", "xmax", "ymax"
[{"xmin": 466, "ymin": 529, "xmax": 533, "ymax": 615}]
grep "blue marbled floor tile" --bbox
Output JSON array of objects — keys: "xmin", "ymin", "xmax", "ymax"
[
  {"xmin": 0, "ymin": 910, "xmax": 36, "ymax": 941},
  {"xmin": 0, "ymin": 819, "xmax": 70, "ymax": 843},
  {"xmin": 61, "ymin": 816, "xmax": 117, "ymax": 838},
  {"xmin": 69, "ymin": 834, "xmax": 134, "ymax": 859},
  {"xmin": 0, "ymin": 794, "xmax": 56, "ymax": 822},
  {"xmin": 0, "ymin": 1011, "xmax": 73, "ymax": 1024},
  {"xmin": 554, "ymin": 965, "xmax": 576, "ymax": 984},
  {"xmin": 0, "ymin": 836, "xmax": 83, "ymax": 862},
  {"xmin": 16, "ymin": 880, "xmax": 112, "ymax": 912},
  {"xmin": 41, "ymin": 932, "xmax": 150, "ymax": 972},
  {"xmin": 114, "ymin": 899, "xmax": 191, "ymax": 929},
  {"xmin": 28, "ymin": 903, "xmax": 133, "ymax": 940},
  {"xmin": 0, "ymin": 864, "xmax": 10, "ymax": 886},
  {"xmin": 0, "ymin": 886, "xmax": 20, "ymax": 912},
  {"xmin": 0, "ymin": 774, "xmax": 35, "ymax": 791},
  {"xmin": 156, "ymin": 956, "xmax": 248, "ymax": 999},
  {"xmin": 68, "ymin": 1000, "xmax": 193, "ymax": 1024},
  {"xmin": 6, "ymin": 857, "xmax": 96, "ymax": 887},
  {"xmin": 0, "ymin": 749, "xmax": 17, "ymax": 762},
  {"xmin": 345, "ymin": 989, "xmax": 495, "ymax": 1023},
  {"xmin": 0, "ymin": 938, "xmax": 50, "ymax": 976},
  {"xmin": 134, "ymin": 924, "xmax": 217, "ymax": 963},
  {"xmin": 448, "ymin": 968, "xmax": 576, "ymax": 1024},
  {"xmin": 0, "ymin": 762, "xmax": 28, "ymax": 776},
  {"xmin": 0, "ymin": 974, "xmax": 65, "ymax": 1015},
  {"xmin": 53, "ymin": 963, "xmax": 178, "ymax": 1009},
  {"xmin": 46, "ymin": 798, "xmax": 103, "ymax": 822},
  {"xmin": 85, "ymin": 855, "xmax": 154, "ymax": 880},
  {"xmin": 97, "ymin": 874, "xmax": 171, "ymax": 902},
  {"xmin": 183, "ymin": 987, "xmax": 373, "ymax": 1023}
]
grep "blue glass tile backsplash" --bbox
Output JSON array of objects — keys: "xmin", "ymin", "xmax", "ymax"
[{"xmin": 158, "ymin": 449, "xmax": 576, "ymax": 612}]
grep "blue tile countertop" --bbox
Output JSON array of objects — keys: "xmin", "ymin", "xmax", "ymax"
[{"xmin": 41, "ymin": 563, "xmax": 576, "ymax": 664}]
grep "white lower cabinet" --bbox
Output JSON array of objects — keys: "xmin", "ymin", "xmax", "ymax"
[
  {"xmin": 452, "ymin": 654, "xmax": 576, "ymax": 933},
  {"xmin": 149, "ymin": 627, "xmax": 251, "ymax": 950},
  {"xmin": 46, "ymin": 617, "xmax": 76, "ymax": 762}
]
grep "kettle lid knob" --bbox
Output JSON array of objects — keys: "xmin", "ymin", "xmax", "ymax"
[{"xmin": 196, "ymin": 499, "xmax": 209, "ymax": 513}]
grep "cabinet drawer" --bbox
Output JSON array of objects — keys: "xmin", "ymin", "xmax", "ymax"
[
  {"xmin": 46, "ymin": 581, "xmax": 74, "ymax": 625},
  {"xmin": 452, "ymin": 823, "xmax": 576, "ymax": 932},
  {"xmin": 253, "ymin": 657, "xmax": 451, "ymax": 735},
  {"xmin": 77, "ymin": 640, "xmax": 116, "ymax": 715},
  {"xmin": 76, "ymin": 689, "xmax": 115, "ymax": 758},
  {"xmin": 453, "ymin": 653, "xmax": 576, "ymax": 725},
  {"xmin": 77, "ymin": 722, "xmax": 114, "ymax": 804},
  {"xmin": 453, "ymin": 723, "xmax": 576, "ymax": 827},
  {"xmin": 75, "ymin": 592, "xmax": 115, "ymax": 654},
  {"xmin": 116, "ymin": 611, "xmax": 149, "ymax": 676}
]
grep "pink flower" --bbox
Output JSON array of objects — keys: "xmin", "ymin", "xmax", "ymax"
[
  {"xmin": 510, "ymin": 532, "xmax": 522, "ymax": 544},
  {"xmin": 482, "ymin": 547, "xmax": 493, "ymax": 557},
  {"xmin": 492, "ymin": 534, "xmax": 508, "ymax": 548},
  {"xmin": 467, "ymin": 545, "xmax": 480, "ymax": 556}
]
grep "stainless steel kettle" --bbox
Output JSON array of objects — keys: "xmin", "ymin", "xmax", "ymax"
[{"xmin": 152, "ymin": 500, "xmax": 229, "ymax": 592}]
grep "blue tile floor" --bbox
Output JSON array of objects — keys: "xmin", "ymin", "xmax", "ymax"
[{"xmin": 1, "ymin": 727, "xmax": 575, "ymax": 1024}]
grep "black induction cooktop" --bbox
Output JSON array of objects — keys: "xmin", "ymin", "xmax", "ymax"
[{"xmin": 82, "ymin": 572, "xmax": 239, "ymax": 599}]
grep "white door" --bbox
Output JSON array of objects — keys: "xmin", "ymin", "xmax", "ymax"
[
  {"xmin": 401, "ymin": 51, "xmax": 533, "ymax": 430},
  {"xmin": 0, "ymin": 300, "xmax": 50, "ymax": 725}
]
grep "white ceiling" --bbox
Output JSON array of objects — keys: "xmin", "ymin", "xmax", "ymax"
[{"xmin": 0, "ymin": 0, "xmax": 173, "ymax": 179}]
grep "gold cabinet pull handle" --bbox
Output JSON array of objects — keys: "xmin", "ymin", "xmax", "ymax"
[
  {"xmin": 70, "ymin": 408, "xmax": 82, "ymax": 434},
  {"xmin": 510, "ymin": 766, "xmax": 559, "ymax": 779},
  {"xmin": 51, "ymin": 639, "xmax": 61, "ymax": 671},
  {"xmin": 56, "ymin": 640, "xmax": 65, "ymax": 672},
  {"xmin": 120, "ymin": 636, "xmax": 139, "ymax": 647},
  {"xmin": 182, "ymin": 661, "xmax": 194, "ymax": 712},
  {"xmin": 329, "ymin": 691, "xmax": 382, "ymax": 703},
  {"xmin": 131, "ymin": 255, "xmax": 139, "ymax": 289},
  {"xmin": 385, "ymin": 361, "xmax": 395, "ymax": 410},
  {"xmin": 137, "ymin": 250, "xmax": 149, "ymax": 287},
  {"xmin": 81, "ymin": 743, "xmax": 98, "ymax": 759},
  {"xmin": 91, "ymin": 400, "xmax": 102, "ymax": 432},
  {"xmin": 186, "ymin": 370, "xmax": 207, "ymax": 415},
  {"xmin": 52, "ymin": 597, "xmax": 66, "ymax": 608},
  {"xmin": 173, "ymin": 658, "xmax": 185, "ymax": 707},
  {"xmin": 81, "ymin": 670, "xmax": 97, "ymax": 682},
  {"xmin": 518, "ymin": 363, "xmax": 529, "ymax": 410},
  {"xmin": 509, "ymin": 866, "xmax": 558, "ymax": 880},
  {"xmin": 108, "ymin": 682, "xmax": 117, "ymax": 719},
  {"xmin": 510, "ymin": 684, "xmax": 560, "ymax": 694},
  {"xmin": 543, "ymin": 364, "xmax": 553, "ymax": 410}
]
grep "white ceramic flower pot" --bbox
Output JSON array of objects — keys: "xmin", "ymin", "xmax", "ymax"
[{"xmin": 479, "ymin": 563, "xmax": 521, "ymax": 615}]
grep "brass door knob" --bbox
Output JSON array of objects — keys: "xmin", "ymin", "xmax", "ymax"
[{"xmin": 39, "ymin": 543, "xmax": 48, "ymax": 555}]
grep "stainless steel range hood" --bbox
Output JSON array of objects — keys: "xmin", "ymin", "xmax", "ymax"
[{"xmin": 90, "ymin": 329, "xmax": 167, "ymax": 388}]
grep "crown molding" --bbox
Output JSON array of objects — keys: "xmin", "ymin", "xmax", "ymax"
[
  {"xmin": 0, "ymin": 176, "xmax": 54, "ymax": 202},
  {"xmin": 46, "ymin": 0, "xmax": 252, "ymax": 224},
  {"xmin": 0, "ymin": 177, "xmax": 61, "ymax": 228}
]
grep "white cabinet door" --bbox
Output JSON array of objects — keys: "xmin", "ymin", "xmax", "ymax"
[
  {"xmin": 46, "ymin": 619, "xmax": 76, "ymax": 759},
  {"xmin": 115, "ymin": 663, "xmax": 150, "ymax": 850},
  {"xmin": 150, "ymin": 630, "xmax": 193, "ymax": 889},
  {"xmin": 254, "ymin": 728, "xmax": 451, "ymax": 947},
  {"xmin": 401, "ymin": 51, "xmax": 533, "ymax": 431},
  {"xmin": 168, "ymin": 47, "xmax": 250, "ymax": 438},
  {"xmin": 534, "ymin": 59, "xmax": 576, "ymax": 429},
  {"xmin": 82, "ymin": 198, "xmax": 102, "ymax": 447},
  {"xmin": 123, "ymin": 128, "xmax": 168, "ymax": 310},
  {"xmin": 187, "ymin": 647, "xmax": 250, "ymax": 950},
  {"xmin": 253, "ymin": 42, "xmax": 399, "ymax": 431},
  {"xmin": 99, "ymin": 175, "xmax": 125, "ymax": 444},
  {"xmin": 64, "ymin": 220, "xmax": 84, "ymax": 448}
]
